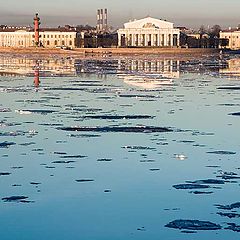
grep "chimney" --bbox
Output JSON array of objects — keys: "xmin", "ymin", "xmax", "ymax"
[
  {"xmin": 100, "ymin": 9, "xmax": 103, "ymax": 31},
  {"xmin": 104, "ymin": 9, "xmax": 108, "ymax": 29},
  {"xmin": 97, "ymin": 8, "xmax": 108, "ymax": 32},
  {"xmin": 97, "ymin": 9, "xmax": 100, "ymax": 31}
]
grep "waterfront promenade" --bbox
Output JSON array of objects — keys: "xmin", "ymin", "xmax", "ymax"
[{"xmin": 0, "ymin": 47, "xmax": 219, "ymax": 57}]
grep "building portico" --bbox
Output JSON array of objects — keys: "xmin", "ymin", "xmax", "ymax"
[{"xmin": 118, "ymin": 17, "xmax": 180, "ymax": 47}]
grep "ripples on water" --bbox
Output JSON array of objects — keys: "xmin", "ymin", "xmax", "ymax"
[{"xmin": 0, "ymin": 54, "xmax": 240, "ymax": 239}]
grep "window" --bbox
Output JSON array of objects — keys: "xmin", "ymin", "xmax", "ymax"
[
  {"xmin": 47, "ymin": 40, "xmax": 50, "ymax": 45},
  {"xmin": 54, "ymin": 40, "xmax": 58, "ymax": 45},
  {"xmin": 69, "ymin": 40, "xmax": 72, "ymax": 45}
]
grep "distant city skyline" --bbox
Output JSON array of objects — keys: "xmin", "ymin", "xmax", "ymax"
[{"xmin": 1, "ymin": 0, "xmax": 240, "ymax": 29}]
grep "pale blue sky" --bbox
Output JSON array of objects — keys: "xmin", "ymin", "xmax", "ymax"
[{"xmin": 0, "ymin": 0, "xmax": 239, "ymax": 29}]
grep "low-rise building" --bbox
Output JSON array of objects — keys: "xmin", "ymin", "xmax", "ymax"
[
  {"xmin": 220, "ymin": 29, "xmax": 240, "ymax": 50},
  {"xmin": 0, "ymin": 14, "xmax": 84, "ymax": 48},
  {"xmin": 117, "ymin": 17, "xmax": 180, "ymax": 47},
  {"xmin": 0, "ymin": 28, "xmax": 83, "ymax": 48}
]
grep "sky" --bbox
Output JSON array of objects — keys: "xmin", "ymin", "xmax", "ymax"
[{"xmin": 0, "ymin": 0, "xmax": 240, "ymax": 29}]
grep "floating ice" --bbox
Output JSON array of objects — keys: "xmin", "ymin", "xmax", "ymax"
[{"xmin": 165, "ymin": 219, "xmax": 221, "ymax": 230}]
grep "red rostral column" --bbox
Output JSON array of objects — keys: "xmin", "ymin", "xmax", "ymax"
[{"xmin": 33, "ymin": 13, "xmax": 40, "ymax": 47}]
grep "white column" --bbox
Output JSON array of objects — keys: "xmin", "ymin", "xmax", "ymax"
[
  {"xmin": 118, "ymin": 33, "xmax": 121, "ymax": 47},
  {"xmin": 145, "ymin": 34, "xmax": 148, "ymax": 46},
  {"xmin": 142, "ymin": 34, "xmax": 144, "ymax": 46},
  {"xmin": 170, "ymin": 34, "xmax": 173, "ymax": 47},
  {"xmin": 151, "ymin": 34, "xmax": 154, "ymax": 46},
  {"xmin": 126, "ymin": 34, "xmax": 129, "ymax": 46},
  {"xmin": 177, "ymin": 34, "xmax": 180, "ymax": 47},
  {"xmin": 158, "ymin": 34, "xmax": 161, "ymax": 47},
  {"xmin": 132, "ymin": 34, "xmax": 135, "ymax": 46}
]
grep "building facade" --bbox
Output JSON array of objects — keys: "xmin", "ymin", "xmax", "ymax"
[
  {"xmin": 117, "ymin": 17, "xmax": 180, "ymax": 47},
  {"xmin": 0, "ymin": 30, "xmax": 32, "ymax": 48},
  {"xmin": 0, "ymin": 29, "xmax": 82, "ymax": 48},
  {"xmin": 220, "ymin": 30, "xmax": 240, "ymax": 50}
]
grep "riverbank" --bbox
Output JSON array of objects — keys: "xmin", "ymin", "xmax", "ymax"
[{"xmin": 0, "ymin": 47, "xmax": 219, "ymax": 58}]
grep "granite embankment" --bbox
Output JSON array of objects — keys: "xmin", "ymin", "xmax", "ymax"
[{"xmin": 0, "ymin": 47, "xmax": 219, "ymax": 58}]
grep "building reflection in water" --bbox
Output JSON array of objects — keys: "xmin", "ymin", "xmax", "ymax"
[
  {"xmin": 219, "ymin": 58, "xmax": 240, "ymax": 77},
  {"xmin": 0, "ymin": 56, "xmax": 180, "ymax": 89},
  {"xmin": 0, "ymin": 56, "xmax": 76, "ymax": 77},
  {"xmin": 74, "ymin": 59, "xmax": 118, "ymax": 79},
  {"xmin": 0, "ymin": 56, "xmax": 77, "ymax": 89},
  {"xmin": 117, "ymin": 59, "xmax": 180, "ymax": 89}
]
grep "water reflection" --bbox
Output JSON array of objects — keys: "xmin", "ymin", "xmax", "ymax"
[
  {"xmin": 34, "ymin": 60, "xmax": 40, "ymax": 88},
  {"xmin": 1, "ymin": 55, "xmax": 240, "ymax": 83},
  {"xmin": 0, "ymin": 56, "xmax": 76, "ymax": 77},
  {"xmin": 0, "ymin": 53, "xmax": 240, "ymax": 240},
  {"xmin": 220, "ymin": 58, "xmax": 240, "ymax": 77},
  {"xmin": 117, "ymin": 59, "xmax": 179, "ymax": 89},
  {"xmin": 0, "ymin": 56, "xmax": 181, "ymax": 89}
]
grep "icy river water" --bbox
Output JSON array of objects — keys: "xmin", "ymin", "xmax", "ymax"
[{"xmin": 0, "ymin": 54, "xmax": 240, "ymax": 240}]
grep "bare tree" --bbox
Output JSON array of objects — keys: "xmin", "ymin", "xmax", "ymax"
[
  {"xmin": 211, "ymin": 25, "xmax": 221, "ymax": 37},
  {"xmin": 199, "ymin": 25, "xmax": 206, "ymax": 38},
  {"xmin": 209, "ymin": 25, "xmax": 222, "ymax": 48}
]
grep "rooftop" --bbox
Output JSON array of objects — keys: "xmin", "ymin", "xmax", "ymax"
[{"xmin": 0, "ymin": 26, "xmax": 77, "ymax": 33}]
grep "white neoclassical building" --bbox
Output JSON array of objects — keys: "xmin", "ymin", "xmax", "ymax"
[
  {"xmin": 117, "ymin": 17, "xmax": 180, "ymax": 47},
  {"xmin": 0, "ymin": 29, "xmax": 83, "ymax": 48}
]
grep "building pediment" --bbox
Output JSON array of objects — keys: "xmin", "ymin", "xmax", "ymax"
[{"xmin": 124, "ymin": 17, "xmax": 174, "ymax": 29}]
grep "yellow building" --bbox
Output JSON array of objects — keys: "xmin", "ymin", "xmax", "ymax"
[
  {"xmin": 220, "ymin": 30, "xmax": 240, "ymax": 50},
  {"xmin": 0, "ymin": 28, "xmax": 83, "ymax": 48}
]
